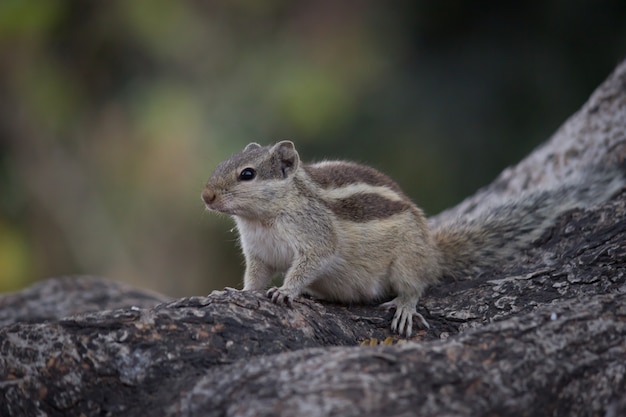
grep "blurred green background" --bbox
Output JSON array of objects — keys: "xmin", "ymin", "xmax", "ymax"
[{"xmin": 1, "ymin": 1, "xmax": 625, "ymax": 296}]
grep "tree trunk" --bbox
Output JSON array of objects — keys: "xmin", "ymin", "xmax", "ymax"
[{"xmin": 2, "ymin": 59, "xmax": 626, "ymax": 417}]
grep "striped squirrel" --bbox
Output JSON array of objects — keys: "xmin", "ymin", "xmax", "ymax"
[{"xmin": 202, "ymin": 141, "xmax": 624, "ymax": 337}]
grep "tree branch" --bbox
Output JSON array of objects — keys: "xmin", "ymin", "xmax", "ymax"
[{"xmin": 2, "ymin": 59, "xmax": 626, "ymax": 417}]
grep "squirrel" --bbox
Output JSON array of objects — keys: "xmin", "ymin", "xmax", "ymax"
[{"xmin": 202, "ymin": 141, "xmax": 624, "ymax": 337}]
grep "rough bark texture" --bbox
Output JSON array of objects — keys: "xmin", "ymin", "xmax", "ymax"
[{"xmin": 2, "ymin": 59, "xmax": 626, "ymax": 417}]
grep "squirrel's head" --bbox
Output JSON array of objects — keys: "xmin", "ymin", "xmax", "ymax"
[{"xmin": 202, "ymin": 141, "xmax": 301, "ymax": 218}]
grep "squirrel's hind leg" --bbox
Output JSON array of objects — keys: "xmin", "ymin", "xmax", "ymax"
[
  {"xmin": 379, "ymin": 255, "xmax": 435, "ymax": 337},
  {"xmin": 379, "ymin": 297, "xmax": 429, "ymax": 337}
]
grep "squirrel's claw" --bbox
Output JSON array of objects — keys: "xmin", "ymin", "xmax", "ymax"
[
  {"xmin": 380, "ymin": 298, "xmax": 430, "ymax": 337},
  {"xmin": 391, "ymin": 307, "xmax": 413, "ymax": 337},
  {"xmin": 378, "ymin": 299, "xmax": 397, "ymax": 311},
  {"xmin": 267, "ymin": 287, "xmax": 292, "ymax": 307}
]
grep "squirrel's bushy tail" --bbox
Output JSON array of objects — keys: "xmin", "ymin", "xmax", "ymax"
[{"xmin": 432, "ymin": 165, "xmax": 625, "ymax": 280}]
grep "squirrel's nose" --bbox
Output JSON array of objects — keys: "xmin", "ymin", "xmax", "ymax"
[{"xmin": 201, "ymin": 189, "xmax": 216, "ymax": 205}]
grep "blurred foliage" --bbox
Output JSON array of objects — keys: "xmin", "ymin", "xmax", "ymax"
[{"xmin": 0, "ymin": 0, "xmax": 625, "ymax": 295}]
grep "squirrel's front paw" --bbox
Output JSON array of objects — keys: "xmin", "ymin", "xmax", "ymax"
[{"xmin": 266, "ymin": 287, "xmax": 294, "ymax": 307}]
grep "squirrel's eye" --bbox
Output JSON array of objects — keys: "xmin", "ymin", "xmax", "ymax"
[{"xmin": 239, "ymin": 168, "xmax": 256, "ymax": 181}]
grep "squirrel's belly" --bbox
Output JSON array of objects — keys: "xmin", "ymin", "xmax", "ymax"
[{"xmin": 306, "ymin": 259, "xmax": 391, "ymax": 303}]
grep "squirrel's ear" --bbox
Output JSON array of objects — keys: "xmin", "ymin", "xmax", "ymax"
[
  {"xmin": 272, "ymin": 140, "xmax": 300, "ymax": 178},
  {"xmin": 244, "ymin": 142, "xmax": 262, "ymax": 152}
]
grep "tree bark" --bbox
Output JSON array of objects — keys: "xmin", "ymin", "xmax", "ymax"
[{"xmin": 2, "ymin": 59, "xmax": 626, "ymax": 417}]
